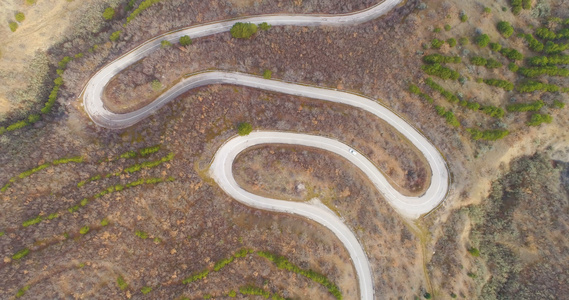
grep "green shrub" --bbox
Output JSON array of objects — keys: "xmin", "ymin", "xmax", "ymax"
[
  {"xmin": 101, "ymin": 218, "xmax": 110, "ymax": 226},
  {"xmin": 179, "ymin": 35, "xmax": 192, "ymax": 46},
  {"xmin": 103, "ymin": 7, "xmax": 115, "ymax": 20},
  {"xmin": 160, "ymin": 40, "xmax": 171, "ymax": 48},
  {"xmin": 447, "ymin": 38, "xmax": 457, "ymax": 47},
  {"xmin": 470, "ymin": 56, "xmax": 487, "ymax": 66},
  {"xmin": 239, "ymin": 286, "xmax": 271, "ymax": 299},
  {"xmin": 490, "ymin": 42, "xmax": 502, "ymax": 52},
  {"xmin": 9, "ymin": 22, "xmax": 18, "ymax": 32},
  {"xmin": 460, "ymin": 13, "xmax": 468, "ymax": 22},
  {"xmin": 522, "ymin": 0, "xmax": 531, "ymax": 9},
  {"xmin": 444, "ymin": 24, "xmax": 451, "ymax": 31},
  {"xmin": 527, "ymin": 55, "xmax": 569, "ymax": 66},
  {"xmin": 486, "ymin": 59, "xmax": 502, "ymax": 69},
  {"xmin": 544, "ymin": 41, "xmax": 569, "ymax": 54},
  {"xmin": 424, "ymin": 78, "xmax": 459, "ymax": 103},
  {"xmin": 237, "ymin": 122, "xmax": 252, "ymax": 136},
  {"xmin": 182, "ymin": 270, "xmax": 209, "ymax": 284},
  {"xmin": 552, "ymin": 100, "xmax": 565, "ymax": 109},
  {"xmin": 259, "ymin": 22, "xmax": 271, "ymax": 30},
  {"xmin": 483, "ymin": 79, "xmax": 514, "ymax": 91},
  {"xmin": 535, "ymin": 27, "xmax": 561, "ymax": 40},
  {"xmin": 475, "ymin": 34, "xmax": 490, "ymax": 47},
  {"xmin": 424, "ymin": 292, "xmax": 432, "ymax": 299},
  {"xmin": 15, "ymin": 12, "xmax": 25, "ymax": 22},
  {"xmin": 468, "ymin": 247, "xmax": 480, "ymax": 256},
  {"xmin": 500, "ymin": 48, "xmax": 523, "ymax": 60},
  {"xmin": 228, "ymin": 290, "xmax": 237, "ymax": 297},
  {"xmin": 141, "ymin": 286, "xmax": 152, "ymax": 294},
  {"xmin": 421, "ymin": 63, "xmax": 460, "ymax": 80},
  {"xmin": 484, "ymin": 7, "xmax": 492, "ymax": 13},
  {"xmin": 508, "ymin": 62, "xmax": 519, "ymax": 72},
  {"xmin": 518, "ymin": 66, "xmax": 569, "ymax": 77},
  {"xmin": 516, "ymin": 80, "xmax": 559, "ymax": 93},
  {"xmin": 507, "ymin": 100, "xmax": 544, "ymax": 112},
  {"xmin": 481, "ymin": 106, "xmax": 505, "ymax": 118},
  {"xmin": 467, "ymin": 128, "xmax": 509, "ymax": 140},
  {"xmin": 117, "ymin": 276, "xmax": 128, "ymax": 290},
  {"xmin": 109, "ymin": 30, "xmax": 121, "ymax": 41},
  {"xmin": 151, "ymin": 79, "xmax": 162, "ymax": 91},
  {"xmin": 12, "ymin": 248, "xmax": 30, "ymax": 260},
  {"xmin": 423, "ymin": 54, "xmax": 461, "ymax": 64},
  {"xmin": 26, "ymin": 0, "xmax": 37, "ymax": 4},
  {"xmin": 15, "ymin": 286, "xmax": 29, "ymax": 298},
  {"xmin": 497, "ymin": 21, "xmax": 514, "ymax": 38},
  {"xmin": 433, "ymin": 27, "xmax": 441, "ymax": 33},
  {"xmin": 523, "ymin": 34, "xmax": 544, "ymax": 52},
  {"xmin": 213, "ymin": 256, "xmax": 234, "ymax": 271},
  {"xmin": 230, "ymin": 22, "xmax": 258, "ymax": 39},
  {"xmin": 135, "ymin": 230, "xmax": 149, "ymax": 239},
  {"xmin": 263, "ymin": 69, "xmax": 272, "ymax": 79},
  {"xmin": 459, "ymin": 37, "xmax": 469, "ymax": 45},
  {"xmin": 527, "ymin": 113, "xmax": 552, "ymax": 126},
  {"xmin": 409, "ymin": 84, "xmax": 421, "ymax": 95},
  {"xmin": 80, "ymin": 226, "xmax": 90, "ymax": 234},
  {"xmin": 126, "ymin": 0, "xmax": 161, "ymax": 24},
  {"xmin": 431, "ymin": 38, "xmax": 444, "ymax": 49},
  {"xmin": 22, "ymin": 215, "xmax": 43, "ymax": 227}
]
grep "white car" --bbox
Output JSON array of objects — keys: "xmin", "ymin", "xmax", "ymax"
[{"xmin": 349, "ymin": 148, "xmax": 357, "ymax": 155}]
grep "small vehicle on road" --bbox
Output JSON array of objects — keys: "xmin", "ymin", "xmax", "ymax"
[{"xmin": 349, "ymin": 148, "xmax": 357, "ymax": 155}]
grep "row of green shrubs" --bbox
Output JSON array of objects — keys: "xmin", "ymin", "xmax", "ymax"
[
  {"xmin": 182, "ymin": 248, "xmax": 253, "ymax": 284},
  {"xmin": 470, "ymin": 57, "xmax": 502, "ymax": 69},
  {"xmin": 527, "ymin": 54, "xmax": 569, "ymax": 66},
  {"xmin": 483, "ymin": 79, "xmax": 514, "ymax": 91},
  {"xmin": 535, "ymin": 27, "xmax": 569, "ymax": 40},
  {"xmin": 506, "ymin": 100, "xmax": 544, "ymax": 112},
  {"xmin": 466, "ymin": 128, "xmax": 510, "ymax": 141},
  {"xmin": 523, "ymin": 34, "xmax": 544, "ymax": 52},
  {"xmin": 421, "ymin": 64, "xmax": 460, "ymax": 80},
  {"xmin": 516, "ymin": 80, "xmax": 560, "ymax": 93},
  {"xmin": 434, "ymin": 106, "xmax": 460, "ymax": 127},
  {"xmin": 257, "ymin": 251, "xmax": 342, "ymax": 300},
  {"xmin": 422, "ymin": 54, "xmax": 461, "ymax": 64},
  {"xmin": 1, "ymin": 156, "xmax": 83, "ymax": 192},
  {"xmin": 125, "ymin": 0, "xmax": 161, "ymax": 24},
  {"xmin": 518, "ymin": 66, "xmax": 569, "ymax": 77},
  {"xmin": 238, "ymin": 285, "xmax": 287, "ymax": 300},
  {"xmin": 22, "ymin": 176, "xmax": 174, "ymax": 228},
  {"xmin": 510, "ymin": 0, "xmax": 531, "ymax": 15}
]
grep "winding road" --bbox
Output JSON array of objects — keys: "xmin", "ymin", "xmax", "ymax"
[{"xmin": 82, "ymin": 1, "xmax": 449, "ymax": 299}]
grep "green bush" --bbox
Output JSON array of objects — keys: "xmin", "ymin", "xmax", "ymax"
[
  {"xmin": 141, "ymin": 286, "xmax": 152, "ymax": 294},
  {"xmin": 518, "ymin": 66, "xmax": 569, "ymax": 77},
  {"xmin": 15, "ymin": 286, "xmax": 29, "ymax": 298},
  {"xmin": 424, "ymin": 292, "xmax": 432, "ymax": 299},
  {"xmin": 444, "ymin": 24, "xmax": 451, "ymax": 31},
  {"xmin": 516, "ymin": 80, "xmax": 559, "ymax": 93},
  {"xmin": 230, "ymin": 22, "xmax": 258, "ymax": 39},
  {"xmin": 117, "ymin": 276, "xmax": 128, "ymax": 290},
  {"xmin": 467, "ymin": 128, "xmax": 510, "ymax": 140},
  {"xmin": 435, "ymin": 106, "xmax": 460, "ymax": 127},
  {"xmin": 101, "ymin": 218, "xmax": 110, "ymax": 226},
  {"xmin": 431, "ymin": 38, "xmax": 444, "ymax": 49},
  {"xmin": 484, "ymin": 7, "xmax": 492, "ymax": 13},
  {"xmin": 527, "ymin": 55, "xmax": 569, "ymax": 66},
  {"xmin": 103, "ymin": 7, "xmax": 115, "ymax": 20},
  {"xmin": 508, "ymin": 62, "xmax": 519, "ymax": 72},
  {"xmin": 460, "ymin": 13, "xmax": 468, "ymax": 22},
  {"xmin": 523, "ymin": 34, "xmax": 544, "ymax": 52},
  {"xmin": 80, "ymin": 226, "xmax": 90, "ymax": 235},
  {"xmin": 486, "ymin": 59, "xmax": 502, "ymax": 69},
  {"xmin": 228, "ymin": 290, "xmax": 237, "ymax": 297},
  {"xmin": 422, "ymin": 64, "xmax": 460, "ymax": 80},
  {"xmin": 468, "ymin": 247, "xmax": 480, "ymax": 256},
  {"xmin": 409, "ymin": 84, "xmax": 421, "ymax": 95},
  {"xmin": 151, "ymin": 79, "xmax": 162, "ymax": 91},
  {"xmin": 489, "ymin": 42, "xmax": 502, "ymax": 52},
  {"xmin": 552, "ymin": 100, "xmax": 565, "ymax": 109},
  {"xmin": 23, "ymin": 215, "xmax": 43, "ymax": 227},
  {"xmin": 12, "ymin": 248, "xmax": 30, "ymax": 260},
  {"xmin": 522, "ymin": 0, "xmax": 531, "ymax": 9},
  {"xmin": 483, "ymin": 79, "xmax": 514, "ymax": 91},
  {"xmin": 135, "ymin": 230, "xmax": 149, "ymax": 239},
  {"xmin": 447, "ymin": 38, "xmax": 457, "ymax": 47},
  {"xmin": 497, "ymin": 21, "xmax": 514, "ymax": 38},
  {"xmin": 263, "ymin": 69, "xmax": 272, "ymax": 79},
  {"xmin": 544, "ymin": 41, "xmax": 569, "ymax": 54},
  {"xmin": 481, "ymin": 106, "xmax": 505, "ymax": 118},
  {"xmin": 9, "ymin": 22, "xmax": 18, "ymax": 32},
  {"xmin": 126, "ymin": 0, "xmax": 161, "ymax": 24},
  {"xmin": 507, "ymin": 100, "xmax": 544, "ymax": 112},
  {"xmin": 423, "ymin": 54, "xmax": 461, "ymax": 64},
  {"xmin": 213, "ymin": 256, "xmax": 234, "ymax": 271},
  {"xmin": 500, "ymin": 48, "xmax": 523, "ymax": 60},
  {"xmin": 475, "ymin": 34, "xmax": 490, "ymax": 47},
  {"xmin": 259, "ymin": 22, "xmax": 271, "ymax": 30},
  {"xmin": 160, "ymin": 40, "xmax": 171, "ymax": 48},
  {"xmin": 424, "ymin": 78, "xmax": 459, "ymax": 103},
  {"xmin": 470, "ymin": 56, "xmax": 487, "ymax": 66},
  {"xmin": 237, "ymin": 122, "xmax": 252, "ymax": 136},
  {"xmin": 239, "ymin": 286, "xmax": 271, "ymax": 299},
  {"xmin": 459, "ymin": 37, "xmax": 469, "ymax": 45},
  {"xmin": 109, "ymin": 30, "xmax": 121, "ymax": 41},
  {"xmin": 179, "ymin": 35, "xmax": 192, "ymax": 46},
  {"xmin": 527, "ymin": 113, "xmax": 552, "ymax": 126},
  {"xmin": 182, "ymin": 270, "xmax": 209, "ymax": 284},
  {"xmin": 15, "ymin": 12, "xmax": 25, "ymax": 22}
]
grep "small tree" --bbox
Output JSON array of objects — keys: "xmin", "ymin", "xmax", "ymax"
[
  {"xmin": 475, "ymin": 34, "xmax": 490, "ymax": 47},
  {"xmin": 151, "ymin": 80, "xmax": 162, "ymax": 91},
  {"xmin": 460, "ymin": 13, "xmax": 468, "ymax": 22},
  {"xmin": 447, "ymin": 38, "xmax": 457, "ymax": 47},
  {"xmin": 230, "ymin": 22, "xmax": 258, "ymax": 39},
  {"xmin": 179, "ymin": 35, "xmax": 192, "ymax": 46},
  {"xmin": 497, "ymin": 21, "xmax": 514, "ymax": 38},
  {"xmin": 109, "ymin": 30, "xmax": 121, "ymax": 41},
  {"xmin": 259, "ymin": 22, "xmax": 271, "ymax": 30},
  {"xmin": 103, "ymin": 7, "xmax": 115, "ymax": 20},
  {"xmin": 263, "ymin": 70, "xmax": 272, "ymax": 79},
  {"xmin": 237, "ymin": 122, "xmax": 252, "ymax": 136},
  {"xmin": 15, "ymin": 12, "xmax": 25, "ymax": 22},
  {"xmin": 9, "ymin": 22, "xmax": 18, "ymax": 32}
]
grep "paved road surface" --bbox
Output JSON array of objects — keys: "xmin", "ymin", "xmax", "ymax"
[{"xmin": 81, "ymin": 1, "xmax": 450, "ymax": 299}]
